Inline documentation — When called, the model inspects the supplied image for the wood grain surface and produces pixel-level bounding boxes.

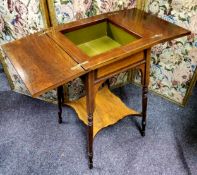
[2,8,190,98]
[66,86,140,137]
[49,8,190,71]
[2,34,86,97]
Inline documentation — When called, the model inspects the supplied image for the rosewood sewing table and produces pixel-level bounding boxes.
[2,8,190,169]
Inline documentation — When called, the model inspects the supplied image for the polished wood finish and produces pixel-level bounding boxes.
[2,8,191,169]
[2,8,190,98]
[86,71,95,169]
[48,8,190,71]
[96,51,144,78]
[73,48,150,168]
[2,33,86,97]
[141,49,151,136]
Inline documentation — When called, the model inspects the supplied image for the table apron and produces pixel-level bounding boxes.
[95,51,145,84]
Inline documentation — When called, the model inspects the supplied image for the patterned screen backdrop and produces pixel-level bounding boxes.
[53,0,136,24]
[0,0,196,105]
[0,0,45,44]
[141,0,197,105]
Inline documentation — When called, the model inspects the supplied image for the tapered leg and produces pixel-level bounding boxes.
[57,86,64,124]
[141,86,148,136]
[88,113,93,169]
[140,49,151,136]
[86,71,96,169]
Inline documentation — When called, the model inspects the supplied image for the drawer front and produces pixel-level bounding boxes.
[96,51,144,78]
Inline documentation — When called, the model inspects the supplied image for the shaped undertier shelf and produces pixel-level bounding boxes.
[66,86,140,137]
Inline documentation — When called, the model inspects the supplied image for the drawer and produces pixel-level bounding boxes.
[96,51,144,78]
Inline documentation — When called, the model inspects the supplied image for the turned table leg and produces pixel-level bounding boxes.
[88,112,93,169]
[141,86,148,136]
[140,49,151,136]
[85,72,95,169]
[57,86,64,124]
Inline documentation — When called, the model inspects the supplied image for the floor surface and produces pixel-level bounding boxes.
[0,68,196,175]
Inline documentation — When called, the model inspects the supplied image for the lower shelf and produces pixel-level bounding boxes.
[66,86,140,137]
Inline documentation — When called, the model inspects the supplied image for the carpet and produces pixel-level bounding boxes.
[0,71,196,175]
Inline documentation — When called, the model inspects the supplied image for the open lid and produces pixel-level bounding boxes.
[2,33,86,98]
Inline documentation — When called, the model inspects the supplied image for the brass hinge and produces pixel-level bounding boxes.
[151,34,163,39]
[38,29,52,36]
[71,61,89,70]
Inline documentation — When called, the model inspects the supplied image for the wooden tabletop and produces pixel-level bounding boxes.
[2,8,190,98]
[2,34,86,97]
[49,8,190,70]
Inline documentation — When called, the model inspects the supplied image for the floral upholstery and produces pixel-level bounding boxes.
[135,0,197,105]
[0,0,45,44]
[53,0,136,24]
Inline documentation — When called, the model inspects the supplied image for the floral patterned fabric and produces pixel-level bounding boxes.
[134,0,197,105]
[54,0,136,24]
[0,0,45,44]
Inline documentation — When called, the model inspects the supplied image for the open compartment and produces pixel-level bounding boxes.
[62,20,140,57]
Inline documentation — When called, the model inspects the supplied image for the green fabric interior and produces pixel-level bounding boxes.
[78,36,121,57]
[64,21,139,57]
